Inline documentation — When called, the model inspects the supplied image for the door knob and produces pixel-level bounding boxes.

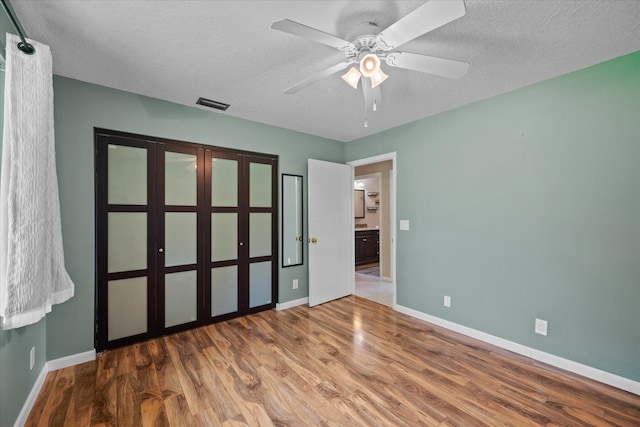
[309,237,318,243]
[158,248,164,253]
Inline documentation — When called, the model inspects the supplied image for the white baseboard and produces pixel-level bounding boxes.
[381,276,392,282]
[276,297,309,311]
[13,349,96,427]
[395,304,640,396]
[47,349,96,371]
[13,361,49,427]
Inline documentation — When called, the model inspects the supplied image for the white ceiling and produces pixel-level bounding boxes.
[10,0,640,142]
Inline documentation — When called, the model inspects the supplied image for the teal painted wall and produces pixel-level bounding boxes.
[0,70,48,427]
[346,51,640,381]
[1,3,13,57]
[47,76,344,360]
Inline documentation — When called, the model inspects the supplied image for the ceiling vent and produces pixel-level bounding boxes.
[196,97,230,111]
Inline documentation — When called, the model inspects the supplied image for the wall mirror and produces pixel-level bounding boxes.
[354,189,365,218]
[282,174,303,267]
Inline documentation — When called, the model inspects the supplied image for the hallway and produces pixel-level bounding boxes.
[354,263,393,307]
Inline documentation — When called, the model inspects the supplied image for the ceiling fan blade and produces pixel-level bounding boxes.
[376,0,465,50]
[284,62,351,94]
[386,52,469,79]
[272,19,352,51]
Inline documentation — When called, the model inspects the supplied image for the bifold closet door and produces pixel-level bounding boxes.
[96,129,278,350]
[204,152,278,320]
[206,150,242,320]
[246,156,277,311]
[158,144,203,333]
[96,136,157,349]
[96,138,205,348]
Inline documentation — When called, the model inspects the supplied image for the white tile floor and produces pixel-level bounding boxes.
[354,271,393,307]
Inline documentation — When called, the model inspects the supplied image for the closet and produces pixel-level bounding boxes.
[94,129,277,350]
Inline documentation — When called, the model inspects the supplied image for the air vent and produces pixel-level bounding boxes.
[196,97,230,111]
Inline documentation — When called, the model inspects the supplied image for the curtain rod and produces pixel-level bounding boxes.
[1,0,35,54]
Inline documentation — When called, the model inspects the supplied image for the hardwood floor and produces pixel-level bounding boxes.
[26,296,640,426]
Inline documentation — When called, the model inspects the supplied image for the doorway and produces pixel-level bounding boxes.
[348,153,396,308]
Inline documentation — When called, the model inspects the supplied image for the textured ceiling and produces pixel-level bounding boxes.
[9,0,640,142]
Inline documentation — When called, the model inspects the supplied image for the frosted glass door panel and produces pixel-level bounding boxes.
[165,152,197,206]
[250,262,272,308]
[211,158,238,207]
[249,163,272,207]
[249,213,271,258]
[165,271,198,327]
[211,213,237,261]
[211,266,238,317]
[108,213,147,273]
[108,277,147,341]
[165,213,197,266]
[108,145,147,205]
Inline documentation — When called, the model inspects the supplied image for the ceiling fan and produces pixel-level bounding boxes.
[271,0,470,125]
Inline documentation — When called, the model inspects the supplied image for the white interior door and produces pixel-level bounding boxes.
[308,159,353,307]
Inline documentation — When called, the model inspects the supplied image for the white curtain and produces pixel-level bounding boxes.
[0,33,74,329]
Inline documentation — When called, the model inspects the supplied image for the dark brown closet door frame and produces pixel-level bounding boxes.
[203,148,245,323]
[95,128,278,351]
[156,142,205,336]
[95,132,159,350]
[245,154,279,314]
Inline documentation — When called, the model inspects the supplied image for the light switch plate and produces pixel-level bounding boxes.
[400,220,410,231]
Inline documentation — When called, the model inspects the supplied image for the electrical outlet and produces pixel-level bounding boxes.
[292,279,298,290]
[535,318,548,336]
[444,295,451,307]
[30,346,35,370]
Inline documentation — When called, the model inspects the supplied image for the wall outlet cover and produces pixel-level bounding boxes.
[400,220,410,231]
[444,295,451,307]
[292,279,299,290]
[535,318,548,336]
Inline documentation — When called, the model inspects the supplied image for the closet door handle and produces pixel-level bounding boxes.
[158,248,164,253]
[239,242,244,246]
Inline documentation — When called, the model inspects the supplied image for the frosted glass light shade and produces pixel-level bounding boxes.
[359,54,380,77]
[370,69,388,88]
[341,67,361,89]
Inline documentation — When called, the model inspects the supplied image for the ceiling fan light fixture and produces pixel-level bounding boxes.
[370,69,388,88]
[359,53,380,77]
[341,67,361,89]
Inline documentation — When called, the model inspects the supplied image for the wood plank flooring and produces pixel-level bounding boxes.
[26,296,640,426]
